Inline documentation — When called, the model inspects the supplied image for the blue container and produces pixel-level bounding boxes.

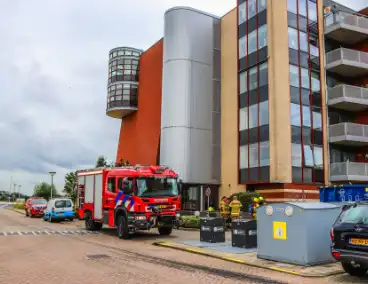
[320,185,368,202]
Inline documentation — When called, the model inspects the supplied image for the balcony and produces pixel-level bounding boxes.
[330,162,368,182]
[325,12,368,44]
[325,48,368,77]
[328,85,368,112]
[329,123,368,146]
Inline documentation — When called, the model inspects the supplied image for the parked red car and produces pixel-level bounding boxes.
[25,197,47,217]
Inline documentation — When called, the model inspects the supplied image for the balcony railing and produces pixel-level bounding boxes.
[330,162,368,182]
[329,123,368,146]
[325,11,368,44]
[325,48,368,77]
[328,85,368,111]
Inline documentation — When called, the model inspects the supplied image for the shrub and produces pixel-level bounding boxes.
[13,202,25,210]
[179,216,200,228]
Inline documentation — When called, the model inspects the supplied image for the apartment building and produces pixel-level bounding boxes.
[106,0,367,209]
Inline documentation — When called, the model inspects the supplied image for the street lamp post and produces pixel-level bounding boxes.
[13,183,17,202]
[18,185,21,200]
[49,172,56,200]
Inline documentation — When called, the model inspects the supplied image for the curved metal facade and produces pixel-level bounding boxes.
[106,47,143,119]
[160,7,221,184]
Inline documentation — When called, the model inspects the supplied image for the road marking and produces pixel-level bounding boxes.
[0,229,102,237]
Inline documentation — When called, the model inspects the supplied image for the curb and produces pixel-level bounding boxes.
[153,242,344,278]
[8,208,25,215]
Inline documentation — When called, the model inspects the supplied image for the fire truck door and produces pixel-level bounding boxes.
[94,174,103,219]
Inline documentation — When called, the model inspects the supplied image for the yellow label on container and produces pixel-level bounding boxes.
[365,188,368,192]
[273,221,287,240]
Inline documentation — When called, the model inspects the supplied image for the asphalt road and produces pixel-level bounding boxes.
[0,208,366,284]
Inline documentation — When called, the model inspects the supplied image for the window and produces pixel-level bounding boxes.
[55,200,72,208]
[249,66,258,91]
[308,1,317,21]
[239,145,248,169]
[313,111,322,130]
[249,104,258,129]
[289,65,299,87]
[249,143,259,168]
[314,146,323,169]
[239,107,248,131]
[107,177,116,193]
[298,0,307,17]
[258,25,268,49]
[301,67,310,90]
[299,31,308,53]
[288,27,298,50]
[260,141,270,166]
[248,30,257,55]
[136,177,179,197]
[311,72,320,92]
[258,0,267,13]
[302,105,311,127]
[260,101,269,126]
[239,36,247,59]
[288,0,297,14]
[259,62,268,86]
[248,0,257,20]
[338,206,368,225]
[303,145,314,167]
[239,71,247,93]
[292,143,302,167]
[291,103,301,126]
[239,2,246,25]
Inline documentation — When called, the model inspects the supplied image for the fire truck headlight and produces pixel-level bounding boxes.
[176,213,180,218]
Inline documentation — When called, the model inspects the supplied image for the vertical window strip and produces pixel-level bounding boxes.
[256,0,261,181]
[246,3,251,178]
[296,0,305,182]
[306,0,315,182]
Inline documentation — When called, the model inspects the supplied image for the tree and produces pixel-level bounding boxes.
[63,171,77,203]
[95,155,108,167]
[33,182,59,200]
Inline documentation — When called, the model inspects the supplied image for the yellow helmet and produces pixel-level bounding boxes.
[259,196,264,201]
[253,197,259,203]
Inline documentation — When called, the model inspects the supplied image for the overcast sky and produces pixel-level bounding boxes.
[0,0,365,195]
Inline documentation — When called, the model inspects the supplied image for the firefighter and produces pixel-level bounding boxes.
[229,196,242,219]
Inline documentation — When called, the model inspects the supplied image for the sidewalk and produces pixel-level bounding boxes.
[153,240,344,278]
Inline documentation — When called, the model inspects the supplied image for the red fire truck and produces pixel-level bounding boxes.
[76,165,181,239]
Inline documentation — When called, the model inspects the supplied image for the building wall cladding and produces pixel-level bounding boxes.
[116,39,164,165]
[160,7,221,185]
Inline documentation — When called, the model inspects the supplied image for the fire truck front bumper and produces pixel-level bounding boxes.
[128,213,179,230]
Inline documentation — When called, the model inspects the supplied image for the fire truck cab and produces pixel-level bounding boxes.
[76,165,181,239]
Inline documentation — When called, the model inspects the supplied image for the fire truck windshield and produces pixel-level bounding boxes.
[136,177,178,197]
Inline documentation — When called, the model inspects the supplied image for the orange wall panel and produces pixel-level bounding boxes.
[116,39,163,165]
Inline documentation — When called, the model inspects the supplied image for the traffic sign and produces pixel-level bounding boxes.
[205,187,211,197]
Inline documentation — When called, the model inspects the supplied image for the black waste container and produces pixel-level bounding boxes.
[200,217,225,243]
[231,219,257,248]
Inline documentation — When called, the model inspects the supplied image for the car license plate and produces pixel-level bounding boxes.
[349,238,368,246]
[158,205,167,209]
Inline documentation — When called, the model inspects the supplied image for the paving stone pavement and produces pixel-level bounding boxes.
[0,229,102,237]
[1,208,367,283]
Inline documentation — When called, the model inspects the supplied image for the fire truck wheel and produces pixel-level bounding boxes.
[85,212,97,230]
[158,227,172,236]
[117,215,130,239]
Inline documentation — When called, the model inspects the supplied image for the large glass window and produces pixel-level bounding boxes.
[311,72,320,92]
[249,66,258,91]
[258,0,267,13]
[239,108,248,131]
[260,101,269,126]
[239,71,247,93]
[248,0,257,20]
[260,141,270,167]
[308,1,317,21]
[258,25,268,49]
[290,65,299,88]
[298,0,307,17]
[301,68,310,89]
[239,145,248,169]
[239,36,247,59]
[259,62,268,86]
[249,104,258,129]
[248,30,257,55]
[288,0,297,14]
[292,143,302,167]
[303,145,314,167]
[288,27,298,50]
[238,2,246,25]
[314,146,323,169]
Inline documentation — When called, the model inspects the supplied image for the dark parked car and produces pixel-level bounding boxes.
[331,202,368,277]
